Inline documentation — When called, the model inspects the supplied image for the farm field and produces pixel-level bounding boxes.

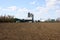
[0,23,60,40]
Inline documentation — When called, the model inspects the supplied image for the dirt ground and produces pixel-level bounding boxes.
[0,23,60,40]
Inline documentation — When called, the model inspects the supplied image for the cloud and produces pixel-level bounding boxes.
[36,0,60,14]
[8,0,60,20]
[54,0,60,15]
[33,0,60,20]
[45,0,57,10]
[2,6,17,12]
[36,6,48,14]
[30,1,36,5]
[7,6,17,11]
[17,8,29,13]
[35,0,57,15]
[0,7,1,9]
[0,0,60,20]
[56,9,60,14]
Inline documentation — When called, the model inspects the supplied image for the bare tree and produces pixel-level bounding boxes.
[56,17,60,22]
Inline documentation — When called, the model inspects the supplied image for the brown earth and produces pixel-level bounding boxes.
[0,23,60,40]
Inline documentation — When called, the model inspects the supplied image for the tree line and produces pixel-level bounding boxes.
[35,18,60,23]
[0,15,60,23]
[0,15,18,23]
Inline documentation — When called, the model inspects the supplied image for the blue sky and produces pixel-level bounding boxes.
[0,0,60,20]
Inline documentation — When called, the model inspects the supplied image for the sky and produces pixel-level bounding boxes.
[0,0,60,20]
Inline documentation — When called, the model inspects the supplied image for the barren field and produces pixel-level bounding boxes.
[0,23,60,40]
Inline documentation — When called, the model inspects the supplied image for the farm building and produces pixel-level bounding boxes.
[15,19,33,23]
[16,12,34,23]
